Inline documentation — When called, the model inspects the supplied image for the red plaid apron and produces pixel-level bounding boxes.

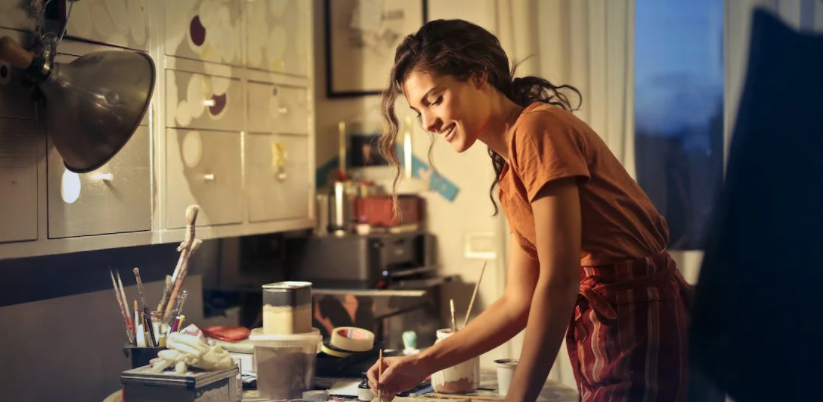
[566,250,692,402]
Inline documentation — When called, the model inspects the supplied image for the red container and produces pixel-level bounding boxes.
[356,195,422,227]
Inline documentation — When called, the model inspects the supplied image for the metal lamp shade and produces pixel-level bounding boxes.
[40,50,155,173]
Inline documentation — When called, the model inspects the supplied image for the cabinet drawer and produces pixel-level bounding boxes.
[166,128,242,228]
[247,82,308,134]
[0,118,40,243]
[245,0,309,76]
[0,3,34,31]
[47,126,151,238]
[245,133,309,222]
[165,0,243,66]
[166,70,243,131]
[0,30,35,119]
[65,0,151,51]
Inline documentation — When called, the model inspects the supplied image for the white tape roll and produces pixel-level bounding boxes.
[329,327,375,352]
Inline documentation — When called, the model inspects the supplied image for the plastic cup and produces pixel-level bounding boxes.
[494,359,518,395]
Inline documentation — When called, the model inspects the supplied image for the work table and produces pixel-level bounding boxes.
[241,369,578,402]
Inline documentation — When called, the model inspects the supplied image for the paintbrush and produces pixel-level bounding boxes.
[163,205,200,321]
[463,262,487,328]
[109,269,134,345]
[133,268,148,312]
[133,300,140,345]
[450,299,456,333]
[378,349,383,402]
[116,270,134,331]
[157,275,172,318]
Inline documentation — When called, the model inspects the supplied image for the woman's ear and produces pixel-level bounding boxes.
[471,70,488,89]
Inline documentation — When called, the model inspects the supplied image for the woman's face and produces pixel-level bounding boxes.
[403,69,490,153]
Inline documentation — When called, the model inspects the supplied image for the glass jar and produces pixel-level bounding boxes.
[431,329,480,393]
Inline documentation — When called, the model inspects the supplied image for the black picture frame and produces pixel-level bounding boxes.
[325,0,428,98]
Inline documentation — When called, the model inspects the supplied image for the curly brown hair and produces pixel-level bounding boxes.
[380,19,581,215]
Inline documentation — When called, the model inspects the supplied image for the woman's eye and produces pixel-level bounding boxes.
[430,96,443,106]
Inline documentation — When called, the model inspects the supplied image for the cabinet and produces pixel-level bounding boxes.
[246,133,310,222]
[165,0,243,66]
[166,128,243,228]
[0,29,39,245]
[65,0,152,51]
[0,2,35,32]
[245,0,310,76]
[0,0,314,259]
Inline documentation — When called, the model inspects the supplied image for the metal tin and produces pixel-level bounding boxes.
[262,281,312,308]
[120,365,240,402]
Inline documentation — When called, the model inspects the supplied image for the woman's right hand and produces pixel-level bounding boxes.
[367,354,432,401]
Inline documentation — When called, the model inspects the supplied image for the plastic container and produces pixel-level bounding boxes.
[120,365,240,402]
[431,329,480,393]
[494,359,518,395]
[249,327,323,400]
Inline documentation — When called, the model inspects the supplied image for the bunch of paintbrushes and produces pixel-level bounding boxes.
[158,205,202,325]
[109,205,201,347]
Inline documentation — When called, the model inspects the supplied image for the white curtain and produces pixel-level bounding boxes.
[494,0,635,390]
[496,0,636,176]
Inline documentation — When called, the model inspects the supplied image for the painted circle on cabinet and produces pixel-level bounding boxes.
[182,131,203,168]
[61,170,81,204]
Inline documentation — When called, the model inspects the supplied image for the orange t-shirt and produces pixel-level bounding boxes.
[499,102,669,267]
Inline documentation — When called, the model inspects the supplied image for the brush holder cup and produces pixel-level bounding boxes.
[431,329,480,393]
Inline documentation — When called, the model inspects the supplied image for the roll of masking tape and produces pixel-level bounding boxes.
[320,340,354,358]
[330,327,375,352]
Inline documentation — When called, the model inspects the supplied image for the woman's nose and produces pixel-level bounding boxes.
[422,113,440,133]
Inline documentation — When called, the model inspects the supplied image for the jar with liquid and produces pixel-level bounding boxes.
[431,329,480,393]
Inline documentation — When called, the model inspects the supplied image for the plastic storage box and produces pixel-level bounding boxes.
[120,365,240,402]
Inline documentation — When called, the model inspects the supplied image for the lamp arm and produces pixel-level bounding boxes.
[0,36,51,82]
[0,36,34,69]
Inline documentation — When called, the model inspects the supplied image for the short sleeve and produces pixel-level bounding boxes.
[512,111,590,202]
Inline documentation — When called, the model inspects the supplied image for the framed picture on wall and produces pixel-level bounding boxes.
[325,0,428,98]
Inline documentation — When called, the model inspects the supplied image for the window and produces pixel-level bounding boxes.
[635,0,724,250]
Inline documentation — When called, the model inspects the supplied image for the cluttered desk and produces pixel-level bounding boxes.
[107,258,577,402]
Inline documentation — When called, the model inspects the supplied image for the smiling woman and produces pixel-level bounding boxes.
[370,19,693,402]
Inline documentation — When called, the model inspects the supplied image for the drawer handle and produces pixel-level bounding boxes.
[92,172,113,182]
[203,173,215,182]
[278,107,289,114]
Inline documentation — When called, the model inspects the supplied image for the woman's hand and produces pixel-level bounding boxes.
[367,354,431,401]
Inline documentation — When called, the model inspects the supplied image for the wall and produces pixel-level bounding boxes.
[0,242,225,401]
[312,0,512,369]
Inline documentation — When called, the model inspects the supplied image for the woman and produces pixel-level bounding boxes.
[367,19,691,402]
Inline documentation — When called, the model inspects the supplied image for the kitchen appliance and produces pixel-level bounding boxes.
[286,231,436,289]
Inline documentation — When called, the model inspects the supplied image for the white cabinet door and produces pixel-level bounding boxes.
[165,0,243,66]
[166,128,243,228]
[245,0,309,76]
[245,133,309,222]
[65,0,152,51]
[247,82,308,135]
[47,126,151,238]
